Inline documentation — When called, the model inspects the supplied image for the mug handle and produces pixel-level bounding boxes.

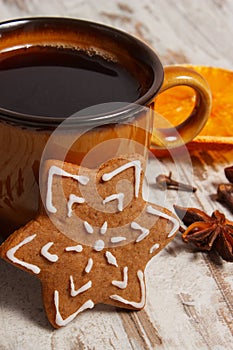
[151,65,212,149]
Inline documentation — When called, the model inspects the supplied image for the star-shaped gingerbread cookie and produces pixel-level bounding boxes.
[0,155,179,328]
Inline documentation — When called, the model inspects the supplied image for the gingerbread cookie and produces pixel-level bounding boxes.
[0,156,179,328]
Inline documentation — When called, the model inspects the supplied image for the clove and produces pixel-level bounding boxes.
[155,172,197,192]
[224,166,233,184]
[217,183,233,213]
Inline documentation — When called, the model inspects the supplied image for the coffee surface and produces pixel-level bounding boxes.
[0,46,141,118]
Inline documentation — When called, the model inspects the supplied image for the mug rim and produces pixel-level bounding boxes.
[0,17,164,127]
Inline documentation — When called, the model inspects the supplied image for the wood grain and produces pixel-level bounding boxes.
[118,309,162,349]
[0,1,232,349]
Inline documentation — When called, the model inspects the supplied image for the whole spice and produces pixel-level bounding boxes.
[217,183,233,213]
[174,205,233,262]
[156,172,196,192]
[224,165,233,183]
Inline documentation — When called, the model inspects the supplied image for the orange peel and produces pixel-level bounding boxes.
[152,65,233,151]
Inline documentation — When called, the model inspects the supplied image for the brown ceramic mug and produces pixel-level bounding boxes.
[0,17,211,237]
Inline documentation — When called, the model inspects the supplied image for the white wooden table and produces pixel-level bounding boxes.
[0,1,232,349]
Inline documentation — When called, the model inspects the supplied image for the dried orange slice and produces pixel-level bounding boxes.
[153,66,233,150]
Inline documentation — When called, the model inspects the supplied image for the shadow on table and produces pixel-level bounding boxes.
[0,258,52,330]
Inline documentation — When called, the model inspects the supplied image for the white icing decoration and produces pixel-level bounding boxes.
[84,221,94,234]
[102,193,124,211]
[100,221,108,235]
[146,205,179,238]
[41,242,58,262]
[54,290,94,326]
[93,240,105,252]
[85,258,93,273]
[6,234,40,274]
[105,251,118,267]
[67,194,85,217]
[102,160,141,198]
[46,165,89,214]
[150,243,160,254]
[131,222,150,243]
[111,237,127,243]
[65,245,83,253]
[70,277,92,297]
[110,270,145,308]
[112,267,128,289]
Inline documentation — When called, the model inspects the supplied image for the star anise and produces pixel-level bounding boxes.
[174,205,233,262]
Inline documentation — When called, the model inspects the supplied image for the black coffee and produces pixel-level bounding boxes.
[0,46,141,118]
